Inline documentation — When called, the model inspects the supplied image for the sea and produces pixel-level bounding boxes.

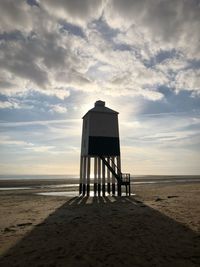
[0,174,200,197]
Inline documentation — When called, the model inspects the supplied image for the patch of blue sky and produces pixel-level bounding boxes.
[26,0,39,7]
[22,90,64,105]
[59,21,85,38]
[0,106,54,122]
[0,90,71,121]
[139,87,200,116]
[179,122,200,132]
[157,133,200,150]
[113,43,133,52]
[88,16,136,55]
[92,17,145,65]
[13,88,84,119]
[0,131,79,157]
[144,49,179,68]
[0,30,26,42]
[89,16,119,42]
[0,94,8,102]
[186,59,200,70]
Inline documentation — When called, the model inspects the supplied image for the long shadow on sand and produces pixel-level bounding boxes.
[0,196,199,267]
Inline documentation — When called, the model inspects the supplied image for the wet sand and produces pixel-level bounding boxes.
[0,180,199,267]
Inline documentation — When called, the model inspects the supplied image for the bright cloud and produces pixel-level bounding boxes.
[49,104,68,114]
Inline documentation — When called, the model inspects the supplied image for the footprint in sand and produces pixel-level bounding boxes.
[4,227,15,233]
[17,222,32,227]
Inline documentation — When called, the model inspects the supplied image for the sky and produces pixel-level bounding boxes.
[0,0,200,176]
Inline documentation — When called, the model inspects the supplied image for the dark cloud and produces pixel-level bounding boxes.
[0,0,199,99]
[0,28,79,90]
[107,0,200,37]
[0,0,33,32]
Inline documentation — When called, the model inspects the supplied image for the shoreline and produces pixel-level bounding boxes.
[0,175,200,186]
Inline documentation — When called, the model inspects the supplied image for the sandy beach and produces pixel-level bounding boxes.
[0,179,200,267]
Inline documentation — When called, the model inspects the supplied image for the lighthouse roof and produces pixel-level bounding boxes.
[82,100,118,118]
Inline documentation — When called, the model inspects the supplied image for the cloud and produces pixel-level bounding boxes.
[0,119,79,127]
[105,0,200,56]
[0,0,177,102]
[121,113,200,157]
[0,1,199,109]
[49,104,68,114]
[103,0,200,95]
[0,135,33,146]
[40,0,104,26]
[175,69,200,94]
[0,134,56,153]
[35,88,70,100]
[0,100,20,109]
[26,145,55,152]
[0,0,34,32]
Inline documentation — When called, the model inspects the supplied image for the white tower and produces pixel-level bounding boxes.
[79,100,130,196]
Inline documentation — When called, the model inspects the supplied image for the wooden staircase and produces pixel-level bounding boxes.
[99,156,131,196]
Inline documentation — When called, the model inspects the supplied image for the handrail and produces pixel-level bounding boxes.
[121,173,130,183]
[99,156,122,184]
[100,156,131,196]
[99,156,130,185]
[108,157,122,176]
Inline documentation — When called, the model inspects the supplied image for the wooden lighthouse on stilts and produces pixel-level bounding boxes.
[79,100,131,197]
